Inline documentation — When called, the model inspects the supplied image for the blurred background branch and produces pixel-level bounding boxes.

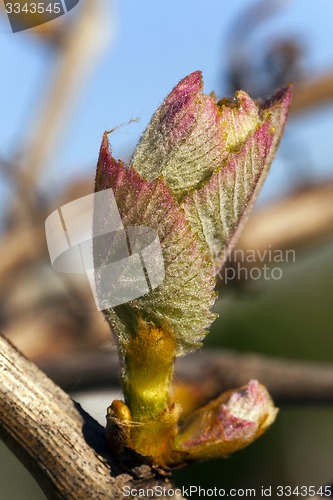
[291,73,333,114]
[19,0,111,184]
[37,347,333,405]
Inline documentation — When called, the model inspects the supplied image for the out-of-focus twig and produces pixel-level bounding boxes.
[0,177,96,286]
[176,349,333,405]
[0,223,42,285]
[224,0,310,101]
[38,348,333,405]
[224,0,333,115]
[19,0,112,184]
[217,180,333,286]
[0,157,45,218]
[291,73,333,114]
[236,181,333,258]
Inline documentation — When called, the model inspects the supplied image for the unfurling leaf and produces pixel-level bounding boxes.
[131,72,291,276]
[96,71,291,467]
[183,84,292,273]
[96,133,216,356]
[96,72,291,354]
[131,71,227,201]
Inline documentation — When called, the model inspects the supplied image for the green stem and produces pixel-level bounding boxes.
[122,322,175,419]
[117,320,180,464]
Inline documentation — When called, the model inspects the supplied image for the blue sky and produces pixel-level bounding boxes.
[1,0,333,205]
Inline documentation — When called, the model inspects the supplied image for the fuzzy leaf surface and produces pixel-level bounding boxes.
[95,134,216,355]
[183,85,292,273]
[130,71,228,201]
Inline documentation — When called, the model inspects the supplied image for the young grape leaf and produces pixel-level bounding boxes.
[95,134,216,355]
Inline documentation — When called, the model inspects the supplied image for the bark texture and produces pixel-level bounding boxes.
[0,335,182,499]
